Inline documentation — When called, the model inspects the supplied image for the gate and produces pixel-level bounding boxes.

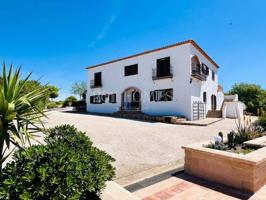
[193,101,206,120]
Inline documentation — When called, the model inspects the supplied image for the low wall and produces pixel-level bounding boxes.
[182,137,266,193]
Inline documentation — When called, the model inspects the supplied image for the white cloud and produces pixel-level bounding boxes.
[88,14,117,48]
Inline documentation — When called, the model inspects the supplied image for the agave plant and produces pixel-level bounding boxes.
[0,64,47,170]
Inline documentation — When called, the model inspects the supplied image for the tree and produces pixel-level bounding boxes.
[47,85,59,100]
[228,83,266,114]
[71,81,86,100]
[63,96,77,107]
[0,64,47,170]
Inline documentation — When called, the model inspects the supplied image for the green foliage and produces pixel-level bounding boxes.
[20,80,48,110]
[46,85,59,99]
[63,96,77,107]
[205,142,227,151]
[20,81,59,109]
[0,125,115,199]
[72,100,86,107]
[255,116,266,131]
[228,83,266,114]
[47,102,58,109]
[71,81,86,100]
[0,64,47,169]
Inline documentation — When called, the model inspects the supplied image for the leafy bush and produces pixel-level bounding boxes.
[72,100,86,107]
[228,83,266,114]
[63,96,77,107]
[0,125,115,199]
[47,101,58,109]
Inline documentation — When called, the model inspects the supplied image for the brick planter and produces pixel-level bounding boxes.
[182,136,266,193]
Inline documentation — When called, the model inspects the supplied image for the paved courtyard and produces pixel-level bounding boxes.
[43,110,247,185]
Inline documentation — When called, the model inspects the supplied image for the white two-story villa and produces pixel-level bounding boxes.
[86,40,226,120]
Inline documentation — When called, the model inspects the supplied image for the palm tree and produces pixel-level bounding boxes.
[0,64,47,170]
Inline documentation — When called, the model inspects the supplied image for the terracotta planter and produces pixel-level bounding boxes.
[182,136,266,193]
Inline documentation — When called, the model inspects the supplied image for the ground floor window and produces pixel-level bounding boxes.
[203,92,207,103]
[109,93,116,103]
[150,88,173,102]
[90,95,106,104]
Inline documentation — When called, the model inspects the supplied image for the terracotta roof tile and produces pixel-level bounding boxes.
[86,40,219,69]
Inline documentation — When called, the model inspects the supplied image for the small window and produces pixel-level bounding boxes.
[202,63,209,76]
[156,57,171,77]
[203,92,207,103]
[109,94,116,103]
[150,88,173,102]
[212,70,215,81]
[90,95,105,104]
[124,64,138,76]
[94,72,102,86]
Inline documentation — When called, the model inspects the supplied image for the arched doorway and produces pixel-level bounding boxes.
[121,87,141,111]
[191,55,201,73]
[211,95,217,110]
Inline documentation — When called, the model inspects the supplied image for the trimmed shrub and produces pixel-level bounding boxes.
[0,125,115,199]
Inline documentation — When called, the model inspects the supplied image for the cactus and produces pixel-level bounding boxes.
[227,131,235,147]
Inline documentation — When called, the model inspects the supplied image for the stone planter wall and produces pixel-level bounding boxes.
[182,136,266,193]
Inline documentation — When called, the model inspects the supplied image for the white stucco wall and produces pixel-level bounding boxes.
[224,101,246,119]
[86,42,220,120]
[189,45,220,120]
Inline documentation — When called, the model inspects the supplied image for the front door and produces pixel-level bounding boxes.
[122,88,141,111]
[211,95,217,110]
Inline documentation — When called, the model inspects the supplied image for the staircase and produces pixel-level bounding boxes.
[113,110,147,120]
[207,110,222,118]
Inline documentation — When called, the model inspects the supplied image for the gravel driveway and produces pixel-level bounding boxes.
[43,110,249,184]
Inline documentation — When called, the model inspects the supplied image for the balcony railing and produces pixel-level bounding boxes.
[191,64,207,81]
[90,79,102,88]
[152,65,173,80]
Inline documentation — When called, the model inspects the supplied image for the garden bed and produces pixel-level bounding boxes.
[182,136,266,193]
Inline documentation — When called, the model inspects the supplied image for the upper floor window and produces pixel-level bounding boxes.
[150,88,173,102]
[191,55,208,81]
[212,70,215,81]
[124,64,138,76]
[156,57,171,77]
[94,72,102,86]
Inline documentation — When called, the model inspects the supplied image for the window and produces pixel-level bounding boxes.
[156,57,171,77]
[94,72,102,86]
[109,93,116,103]
[212,70,215,81]
[201,63,209,76]
[125,64,138,76]
[90,95,105,104]
[203,92,207,103]
[150,88,173,102]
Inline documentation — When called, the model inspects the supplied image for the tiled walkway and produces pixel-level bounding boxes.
[134,173,252,200]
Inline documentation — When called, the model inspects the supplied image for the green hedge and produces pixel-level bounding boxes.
[0,125,115,199]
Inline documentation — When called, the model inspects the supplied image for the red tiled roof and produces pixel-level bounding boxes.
[86,40,219,69]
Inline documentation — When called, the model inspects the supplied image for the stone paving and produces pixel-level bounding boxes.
[134,173,253,200]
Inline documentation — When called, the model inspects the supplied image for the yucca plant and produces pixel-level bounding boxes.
[0,64,48,171]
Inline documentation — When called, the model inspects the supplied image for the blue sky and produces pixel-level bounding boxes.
[0,0,265,99]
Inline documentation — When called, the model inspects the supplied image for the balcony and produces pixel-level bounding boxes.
[90,79,102,88]
[152,65,173,80]
[191,64,207,81]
